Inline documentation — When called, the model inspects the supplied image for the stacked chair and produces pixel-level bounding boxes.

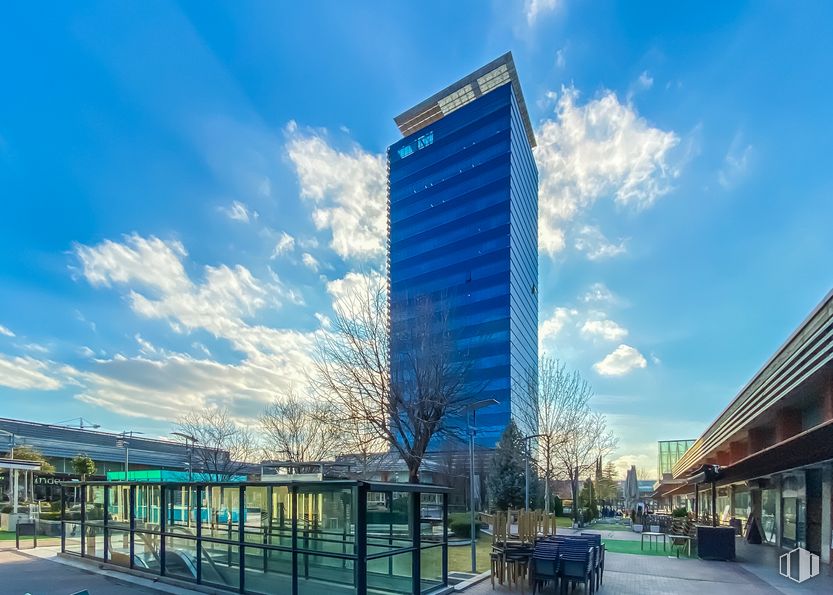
[529,534,603,594]
[490,509,560,592]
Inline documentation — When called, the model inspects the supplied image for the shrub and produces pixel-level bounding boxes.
[672,507,689,518]
[553,496,564,517]
[448,512,482,538]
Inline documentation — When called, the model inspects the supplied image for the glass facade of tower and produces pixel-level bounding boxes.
[657,439,695,479]
[388,80,538,447]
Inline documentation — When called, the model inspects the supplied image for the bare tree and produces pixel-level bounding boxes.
[520,356,595,513]
[556,409,618,523]
[260,390,343,462]
[173,408,257,481]
[311,273,472,482]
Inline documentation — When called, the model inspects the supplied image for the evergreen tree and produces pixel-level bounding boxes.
[486,420,526,510]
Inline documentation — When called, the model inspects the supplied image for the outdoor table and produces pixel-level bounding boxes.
[641,531,666,551]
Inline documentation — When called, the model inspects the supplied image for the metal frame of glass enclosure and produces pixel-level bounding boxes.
[60,480,450,595]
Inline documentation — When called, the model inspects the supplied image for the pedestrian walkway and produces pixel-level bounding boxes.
[0,548,164,594]
[465,546,833,594]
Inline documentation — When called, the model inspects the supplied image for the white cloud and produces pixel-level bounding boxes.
[555,48,567,69]
[581,282,615,304]
[68,233,334,419]
[301,253,320,272]
[638,71,654,90]
[74,234,190,295]
[0,325,14,337]
[539,307,577,346]
[0,354,65,390]
[535,86,680,256]
[285,122,387,261]
[718,133,753,188]
[271,232,296,258]
[581,318,628,341]
[222,200,257,223]
[74,234,301,359]
[593,344,648,376]
[526,0,559,25]
[574,225,627,260]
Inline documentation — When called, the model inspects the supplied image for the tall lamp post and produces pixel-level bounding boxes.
[117,430,143,479]
[523,434,545,510]
[463,398,499,573]
[171,432,199,482]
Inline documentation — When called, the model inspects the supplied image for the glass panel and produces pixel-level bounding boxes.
[761,489,777,544]
[367,492,413,551]
[133,531,161,574]
[243,485,292,547]
[297,485,356,555]
[244,546,293,594]
[106,529,131,567]
[108,485,131,530]
[83,524,105,560]
[367,550,413,594]
[200,541,240,590]
[134,485,161,531]
[64,521,82,554]
[85,485,105,527]
[165,485,198,535]
[164,535,198,582]
[201,485,241,540]
[297,552,356,594]
[420,545,444,593]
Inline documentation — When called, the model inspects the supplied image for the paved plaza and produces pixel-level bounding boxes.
[467,542,833,595]
[1,541,832,594]
[0,549,164,595]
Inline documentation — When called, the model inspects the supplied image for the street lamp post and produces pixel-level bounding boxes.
[117,430,143,479]
[523,434,545,510]
[463,398,499,574]
[171,432,199,482]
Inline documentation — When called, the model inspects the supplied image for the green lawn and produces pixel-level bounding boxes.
[447,535,492,573]
[602,538,693,558]
[0,531,19,541]
[586,522,631,532]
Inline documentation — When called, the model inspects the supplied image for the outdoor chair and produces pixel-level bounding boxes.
[580,532,604,588]
[558,542,595,594]
[531,542,560,594]
[668,517,693,558]
[504,543,534,593]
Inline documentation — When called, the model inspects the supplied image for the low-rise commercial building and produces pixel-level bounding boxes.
[654,289,833,564]
[0,418,196,502]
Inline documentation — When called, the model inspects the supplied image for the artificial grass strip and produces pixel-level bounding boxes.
[602,538,693,558]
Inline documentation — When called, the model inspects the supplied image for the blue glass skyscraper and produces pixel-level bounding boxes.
[388,53,538,447]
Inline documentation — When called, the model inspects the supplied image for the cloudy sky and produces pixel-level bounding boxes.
[1,1,832,478]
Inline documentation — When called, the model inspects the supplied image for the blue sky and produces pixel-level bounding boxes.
[1,1,832,477]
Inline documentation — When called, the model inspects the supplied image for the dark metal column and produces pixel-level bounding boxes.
[412,492,421,595]
[442,492,448,588]
[355,483,367,595]
[694,483,700,521]
[239,485,246,593]
[711,483,717,527]
[60,486,66,553]
[196,486,202,583]
[291,485,298,595]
